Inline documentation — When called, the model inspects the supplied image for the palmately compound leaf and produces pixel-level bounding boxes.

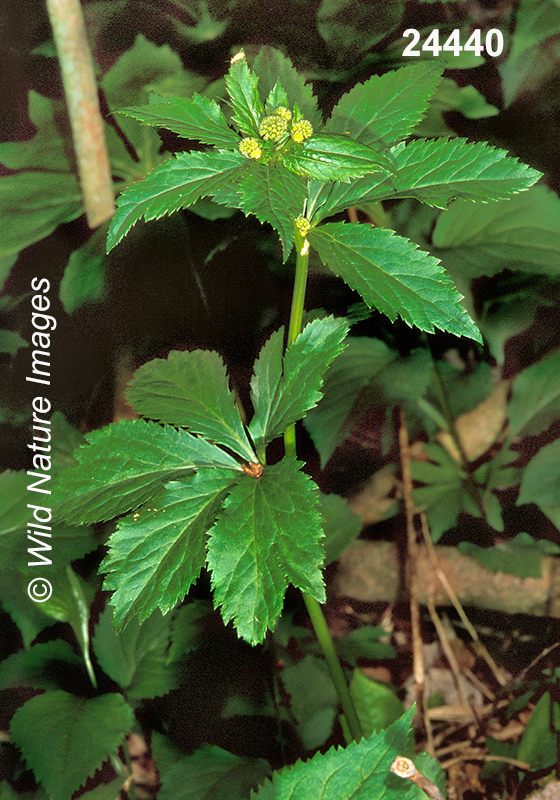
[252,46,322,130]
[225,54,264,138]
[106,149,248,251]
[10,691,133,800]
[126,349,256,463]
[252,707,420,800]
[249,317,350,448]
[284,135,395,184]
[308,223,482,342]
[116,93,240,149]
[57,419,241,525]
[101,471,238,629]
[207,458,325,645]
[239,162,307,260]
[508,348,560,439]
[324,61,444,147]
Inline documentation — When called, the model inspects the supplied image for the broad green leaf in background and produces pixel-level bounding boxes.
[308,223,482,341]
[117,92,240,149]
[320,492,363,565]
[93,606,179,698]
[0,470,31,534]
[433,186,560,279]
[499,0,560,106]
[518,439,560,507]
[167,599,213,663]
[0,91,72,172]
[251,47,322,130]
[225,54,264,138]
[0,640,82,692]
[281,655,338,750]
[411,442,469,541]
[459,533,560,580]
[59,223,108,314]
[159,745,270,800]
[517,691,559,771]
[40,566,97,687]
[127,349,256,462]
[10,691,133,800]
[207,458,325,645]
[317,0,405,62]
[0,172,82,259]
[252,707,420,800]
[303,337,398,466]
[106,149,248,251]
[249,317,350,448]
[0,326,26,356]
[57,419,241,524]
[239,163,307,259]
[349,670,404,738]
[508,348,560,439]
[324,61,444,147]
[413,77,498,138]
[101,471,237,629]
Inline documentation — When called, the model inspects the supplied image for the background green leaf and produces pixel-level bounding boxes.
[10,691,133,800]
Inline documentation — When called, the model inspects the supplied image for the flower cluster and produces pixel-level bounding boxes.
[295,215,311,237]
[239,137,262,159]
[290,119,313,143]
[259,114,289,142]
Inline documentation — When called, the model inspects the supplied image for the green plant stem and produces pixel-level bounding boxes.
[283,229,363,745]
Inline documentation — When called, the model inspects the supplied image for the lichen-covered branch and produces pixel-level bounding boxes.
[46,0,115,227]
[335,540,560,618]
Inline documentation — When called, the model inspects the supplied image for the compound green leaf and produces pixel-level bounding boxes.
[207,458,325,645]
[459,533,552,580]
[117,93,240,149]
[159,745,270,800]
[10,691,133,800]
[127,349,256,462]
[101,471,237,629]
[433,185,560,279]
[508,349,560,439]
[249,317,350,448]
[0,91,72,172]
[284,135,395,184]
[252,707,419,800]
[106,149,248,251]
[0,470,30,534]
[93,605,179,698]
[57,419,241,524]
[225,54,264,138]
[518,439,560,507]
[325,61,444,146]
[252,46,321,130]
[239,162,307,259]
[308,223,481,341]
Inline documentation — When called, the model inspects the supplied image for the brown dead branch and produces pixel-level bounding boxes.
[335,540,560,618]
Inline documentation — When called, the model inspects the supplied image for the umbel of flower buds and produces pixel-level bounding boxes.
[259,115,289,142]
[290,120,313,143]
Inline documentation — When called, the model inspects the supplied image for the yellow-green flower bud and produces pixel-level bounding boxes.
[274,106,292,122]
[295,215,311,237]
[239,137,262,159]
[291,119,313,143]
[259,115,288,142]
